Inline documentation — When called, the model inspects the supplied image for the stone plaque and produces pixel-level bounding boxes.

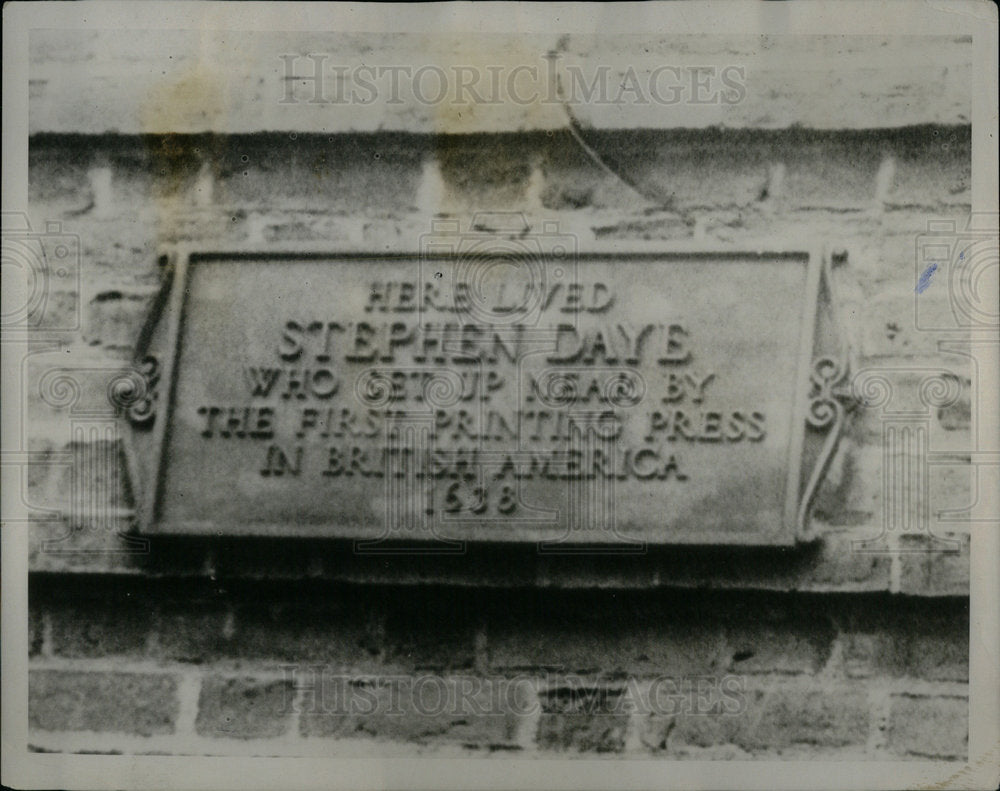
[122,247,848,547]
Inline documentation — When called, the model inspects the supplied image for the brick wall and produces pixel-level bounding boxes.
[20,32,974,759]
[22,126,973,758]
[28,579,968,758]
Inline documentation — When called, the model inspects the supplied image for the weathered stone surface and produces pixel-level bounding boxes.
[195,676,295,739]
[887,694,967,759]
[29,670,178,736]
[537,683,629,753]
[300,677,523,748]
[29,33,971,134]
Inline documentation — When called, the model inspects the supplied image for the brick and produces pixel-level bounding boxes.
[229,601,385,671]
[536,683,628,753]
[491,591,842,679]
[154,602,234,664]
[860,291,960,359]
[648,704,745,752]
[789,530,893,591]
[31,288,82,333]
[438,139,534,199]
[83,290,156,350]
[840,598,969,681]
[833,450,974,551]
[488,593,725,677]
[841,630,967,682]
[300,676,523,749]
[928,463,976,525]
[28,439,127,514]
[748,687,869,750]
[841,632,895,679]
[28,149,92,205]
[889,131,971,208]
[26,346,137,446]
[48,600,149,658]
[937,393,972,431]
[155,593,474,673]
[664,683,869,754]
[888,695,967,759]
[29,670,178,736]
[212,136,426,217]
[29,601,45,657]
[724,619,834,675]
[850,369,970,427]
[851,371,972,456]
[811,439,877,527]
[380,592,479,673]
[549,131,950,217]
[898,533,970,596]
[195,676,295,739]
[633,674,748,753]
[29,514,147,574]
[906,632,969,682]
[830,447,975,548]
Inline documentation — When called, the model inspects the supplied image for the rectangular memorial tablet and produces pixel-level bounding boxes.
[124,248,843,547]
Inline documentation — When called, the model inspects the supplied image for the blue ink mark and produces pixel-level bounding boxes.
[916,262,938,294]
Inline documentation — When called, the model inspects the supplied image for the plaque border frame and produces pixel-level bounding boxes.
[121,243,848,547]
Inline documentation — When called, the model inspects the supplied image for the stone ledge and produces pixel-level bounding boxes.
[25,527,970,596]
[29,32,971,134]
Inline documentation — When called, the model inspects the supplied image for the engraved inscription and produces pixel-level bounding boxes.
[132,252,825,545]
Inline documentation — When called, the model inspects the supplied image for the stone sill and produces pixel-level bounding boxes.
[25,528,970,596]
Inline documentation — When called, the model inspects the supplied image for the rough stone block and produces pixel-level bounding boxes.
[888,694,967,759]
[29,670,178,736]
[195,676,295,739]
